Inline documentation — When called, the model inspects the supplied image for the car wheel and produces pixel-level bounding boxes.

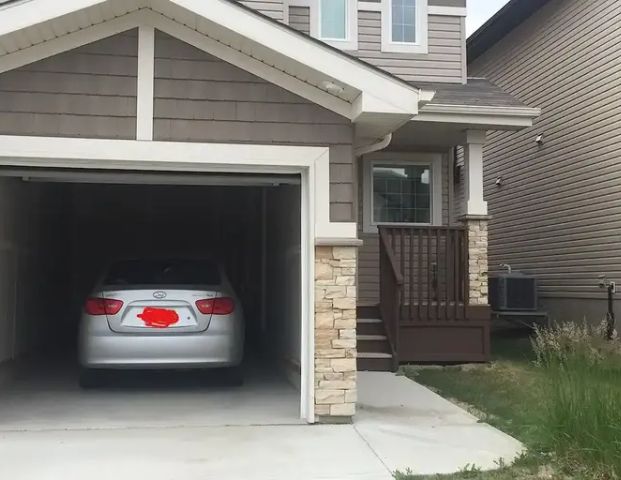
[78,368,100,389]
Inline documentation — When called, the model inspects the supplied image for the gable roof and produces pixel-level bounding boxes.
[0,0,428,139]
[467,0,552,63]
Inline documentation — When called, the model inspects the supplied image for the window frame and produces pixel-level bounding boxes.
[381,0,429,54]
[363,153,443,234]
[309,0,358,50]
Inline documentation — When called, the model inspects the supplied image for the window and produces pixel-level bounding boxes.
[311,0,358,50]
[382,0,428,53]
[363,154,442,233]
[391,0,417,43]
[320,0,347,40]
[373,164,431,224]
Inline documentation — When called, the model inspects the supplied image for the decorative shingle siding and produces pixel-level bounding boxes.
[0,31,138,139]
[153,31,355,222]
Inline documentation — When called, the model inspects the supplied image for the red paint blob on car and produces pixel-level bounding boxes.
[138,307,180,328]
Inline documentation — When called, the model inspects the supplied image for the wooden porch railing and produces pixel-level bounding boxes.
[378,228,403,371]
[378,225,469,365]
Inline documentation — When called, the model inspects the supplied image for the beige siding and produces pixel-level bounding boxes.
[357,153,451,305]
[153,32,355,222]
[286,7,465,83]
[468,0,621,301]
[0,31,137,139]
[289,6,310,34]
[357,12,464,83]
[238,0,284,21]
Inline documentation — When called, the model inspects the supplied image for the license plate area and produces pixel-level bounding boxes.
[123,306,197,329]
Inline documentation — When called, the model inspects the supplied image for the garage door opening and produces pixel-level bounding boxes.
[0,171,305,428]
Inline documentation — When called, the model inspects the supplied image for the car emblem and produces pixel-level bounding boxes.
[153,291,167,299]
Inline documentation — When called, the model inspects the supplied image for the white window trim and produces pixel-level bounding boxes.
[309,0,359,50]
[363,152,442,234]
[381,0,428,54]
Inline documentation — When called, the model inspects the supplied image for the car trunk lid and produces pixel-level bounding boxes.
[102,287,220,334]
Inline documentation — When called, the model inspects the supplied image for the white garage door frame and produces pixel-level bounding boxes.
[0,134,358,424]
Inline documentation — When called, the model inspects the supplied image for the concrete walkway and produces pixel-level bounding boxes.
[0,371,523,479]
[355,371,525,476]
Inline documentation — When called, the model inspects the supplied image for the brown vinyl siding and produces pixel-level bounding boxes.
[0,31,137,139]
[289,6,310,34]
[153,32,355,222]
[358,153,451,305]
[287,7,465,83]
[468,0,621,302]
[238,0,285,21]
[357,12,464,83]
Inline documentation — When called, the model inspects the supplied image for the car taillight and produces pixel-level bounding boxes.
[195,297,235,315]
[85,297,124,316]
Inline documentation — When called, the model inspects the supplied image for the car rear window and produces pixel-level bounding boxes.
[104,259,221,286]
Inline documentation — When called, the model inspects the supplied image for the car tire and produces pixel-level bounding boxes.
[78,368,100,389]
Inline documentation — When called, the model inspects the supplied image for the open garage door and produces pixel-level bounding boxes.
[0,169,307,428]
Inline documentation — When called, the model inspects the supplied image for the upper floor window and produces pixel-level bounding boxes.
[382,0,428,53]
[320,0,347,40]
[311,0,358,50]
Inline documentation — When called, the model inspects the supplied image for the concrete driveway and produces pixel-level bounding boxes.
[0,369,523,480]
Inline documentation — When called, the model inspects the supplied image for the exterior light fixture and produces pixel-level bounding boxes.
[321,80,345,95]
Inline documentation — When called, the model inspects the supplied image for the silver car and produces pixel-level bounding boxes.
[78,258,245,387]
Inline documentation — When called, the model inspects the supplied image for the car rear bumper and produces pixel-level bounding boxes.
[79,318,244,369]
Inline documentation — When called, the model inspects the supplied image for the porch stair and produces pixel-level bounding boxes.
[357,307,393,372]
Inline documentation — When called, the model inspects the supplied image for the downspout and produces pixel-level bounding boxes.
[354,133,393,157]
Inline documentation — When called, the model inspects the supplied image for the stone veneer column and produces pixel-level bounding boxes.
[462,216,490,305]
[314,245,357,422]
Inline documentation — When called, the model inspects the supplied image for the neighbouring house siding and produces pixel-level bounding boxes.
[237,0,285,21]
[0,31,138,139]
[286,7,465,84]
[468,0,621,320]
[153,31,355,222]
[357,152,451,305]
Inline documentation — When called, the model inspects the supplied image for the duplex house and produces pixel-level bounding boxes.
[0,0,538,424]
[467,0,621,324]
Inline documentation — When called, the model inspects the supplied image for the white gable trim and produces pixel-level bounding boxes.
[174,0,418,114]
[145,10,354,119]
[0,0,421,127]
[137,25,155,141]
[0,10,143,74]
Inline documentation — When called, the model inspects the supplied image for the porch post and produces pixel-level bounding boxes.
[460,130,490,306]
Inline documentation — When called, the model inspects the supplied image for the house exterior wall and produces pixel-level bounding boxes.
[468,0,621,323]
[0,31,138,139]
[284,4,466,83]
[153,32,355,223]
[237,0,285,21]
[357,152,451,305]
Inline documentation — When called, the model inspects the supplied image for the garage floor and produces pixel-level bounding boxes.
[0,370,523,479]
[0,356,302,431]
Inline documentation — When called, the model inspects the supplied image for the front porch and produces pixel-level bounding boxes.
[376,224,490,368]
[356,127,500,370]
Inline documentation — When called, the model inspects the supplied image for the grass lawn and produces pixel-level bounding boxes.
[397,329,620,480]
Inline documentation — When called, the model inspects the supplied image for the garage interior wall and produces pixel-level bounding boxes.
[0,178,302,388]
[266,185,301,388]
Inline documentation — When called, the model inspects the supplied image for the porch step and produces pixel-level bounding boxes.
[357,334,391,354]
[357,313,393,371]
[357,352,394,372]
[356,318,385,336]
